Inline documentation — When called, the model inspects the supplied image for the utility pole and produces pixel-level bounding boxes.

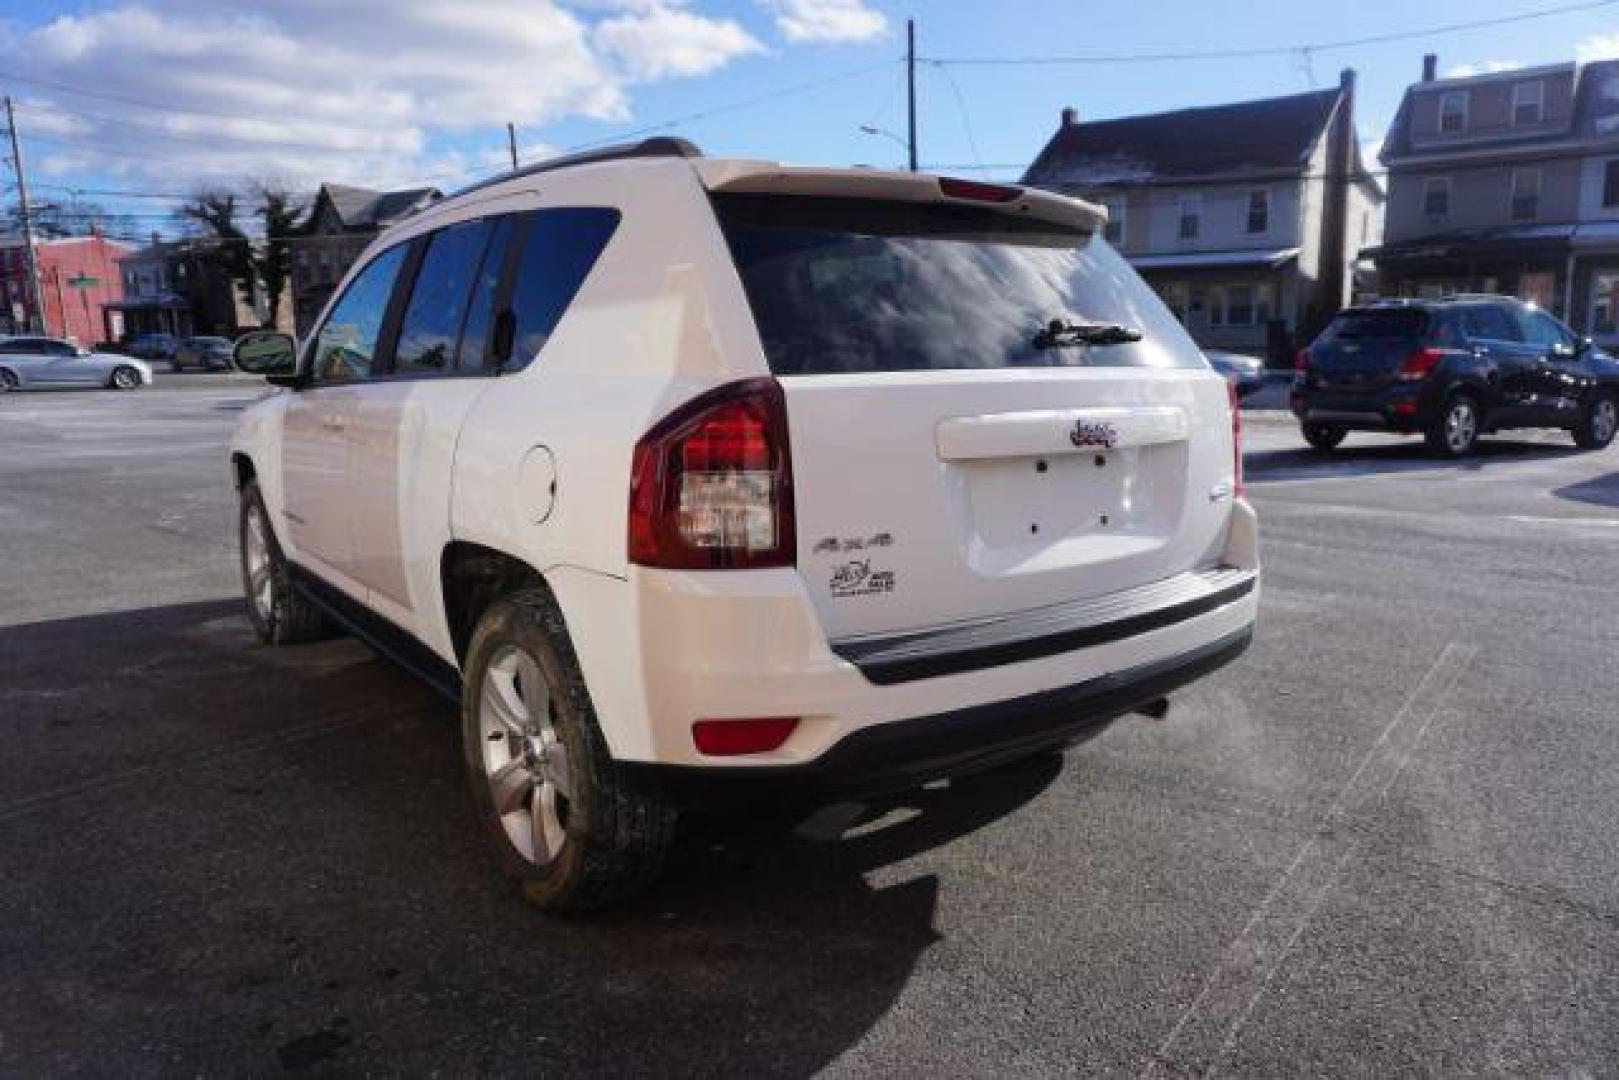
[507,122,519,171]
[905,19,918,172]
[3,96,45,334]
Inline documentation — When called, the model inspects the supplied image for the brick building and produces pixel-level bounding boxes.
[0,233,132,343]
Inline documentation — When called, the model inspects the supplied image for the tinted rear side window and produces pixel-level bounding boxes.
[713,193,1202,375]
[1323,310,1429,340]
[504,208,620,372]
[394,218,494,375]
[1461,305,1523,343]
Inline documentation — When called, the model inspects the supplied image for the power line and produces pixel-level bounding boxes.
[13,99,406,156]
[921,0,1619,65]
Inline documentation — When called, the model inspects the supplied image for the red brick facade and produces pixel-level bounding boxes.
[0,235,131,343]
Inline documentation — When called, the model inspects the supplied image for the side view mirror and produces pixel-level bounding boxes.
[233,330,299,382]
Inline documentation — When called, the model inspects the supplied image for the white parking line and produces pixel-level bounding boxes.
[1506,514,1619,528]
[1142,642,1479,1078]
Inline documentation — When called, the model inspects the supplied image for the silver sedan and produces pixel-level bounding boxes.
[0,336,153,391]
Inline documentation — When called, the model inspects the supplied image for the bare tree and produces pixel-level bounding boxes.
[178,190,257,311]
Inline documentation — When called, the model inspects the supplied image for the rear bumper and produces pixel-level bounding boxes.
[626,624,1253,808]
[1290,385,1432,430]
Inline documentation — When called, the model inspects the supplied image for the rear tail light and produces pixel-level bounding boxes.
[1229,382,1245,498]
[1397,347,1443,382]
[628,378,795,570]
[692,717,800,756]
[938,177,1022,203]
[1294,348,1312,371]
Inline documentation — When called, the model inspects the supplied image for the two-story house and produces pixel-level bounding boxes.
[1023,70,1382,364]
[110,235,284,342]
[291,183,439,334]
[1373,53,1619,343]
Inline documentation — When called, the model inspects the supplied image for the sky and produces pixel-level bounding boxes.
[5,0,1619,242]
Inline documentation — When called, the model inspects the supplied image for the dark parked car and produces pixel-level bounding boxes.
[1292,296,1619,456]
[173,336,234,371]
[1204,350,1267,398]
[126,332,178,361]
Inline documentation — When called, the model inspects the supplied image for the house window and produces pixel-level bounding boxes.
[1511,168,1541,221]
[1102,196,1125,246]
[1439,90,1468,134]
[1156,281,1188,323]
[1178,195,1201,241]
[1602,160,1619,208]
[1246,188,1269,234]
[1511,81,1544,127]
[1590,270,1619,335]
[1206,283,1273,327]
[1423,177,1451,219]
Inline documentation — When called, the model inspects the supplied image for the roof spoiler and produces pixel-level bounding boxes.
[693,160,1105,235]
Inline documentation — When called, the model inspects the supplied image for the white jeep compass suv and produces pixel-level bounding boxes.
[229,138,1259,911]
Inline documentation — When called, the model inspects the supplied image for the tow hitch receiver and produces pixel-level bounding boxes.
[1135,697,1171,720]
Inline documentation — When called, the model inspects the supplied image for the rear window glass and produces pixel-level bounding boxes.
[1324,310,1429,340]
[713,194,1203,375]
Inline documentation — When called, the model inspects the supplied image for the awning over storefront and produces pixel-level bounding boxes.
[104,292,189,311]
[1366,225,1576,263]
[1129,247,1299,271]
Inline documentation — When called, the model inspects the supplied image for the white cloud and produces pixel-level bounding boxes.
[1577,32,1619,63]
[1443,59,1524,78]
[594,5,764,81]
[763,0,885,44]
[0,1,771,194]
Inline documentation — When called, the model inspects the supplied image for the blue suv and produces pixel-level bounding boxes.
[1291,296,1619,456]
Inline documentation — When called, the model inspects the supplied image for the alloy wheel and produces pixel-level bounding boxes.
[1445,400,1477,454]
[113,368,139,390]
[478,645,571,867]
[243,504,274,624]
[1593,399,1617,444]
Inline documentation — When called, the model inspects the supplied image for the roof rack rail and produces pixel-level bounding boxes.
[450,136,702,198]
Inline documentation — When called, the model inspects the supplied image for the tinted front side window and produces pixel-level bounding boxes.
[505,208,620,372]
[395,219,493,375]
[1518,308,1577,351]
[715,194,1203,375]
[311,244,409,383]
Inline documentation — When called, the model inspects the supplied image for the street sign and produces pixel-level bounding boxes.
[66,274,101,289]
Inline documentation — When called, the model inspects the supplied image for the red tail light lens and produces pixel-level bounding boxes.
[692,717,800,756]
[1294,348,1312,371]
[1229,381,1245,498]
[1397,347,1443,382]
[628,378,795,570]
[938,177,1022,203]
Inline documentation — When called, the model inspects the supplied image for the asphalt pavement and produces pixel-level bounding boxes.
[2,376,1617,1075]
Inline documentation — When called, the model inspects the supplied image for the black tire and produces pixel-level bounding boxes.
[0,369,17,392]
[1301,423,1347,452]
[1573,392,1617,450]
[238,481,332,645]
[461,588,677,913]
[109,365,143,391]
[1425,393,1481,457]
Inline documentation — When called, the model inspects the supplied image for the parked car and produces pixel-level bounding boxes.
[1204,350,1267,398]
[126,332,178,361]
[228,139,1259,911]
[0,336,152,391]
[173,335,235,371]
[1292,296,1619,456]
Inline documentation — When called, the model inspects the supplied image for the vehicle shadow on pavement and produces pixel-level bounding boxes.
[1245,438,1583,482]
[0,598,1062,1075]
[1554,471,1619,509]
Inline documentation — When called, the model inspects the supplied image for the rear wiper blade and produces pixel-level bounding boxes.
[1032,318,1143,349]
